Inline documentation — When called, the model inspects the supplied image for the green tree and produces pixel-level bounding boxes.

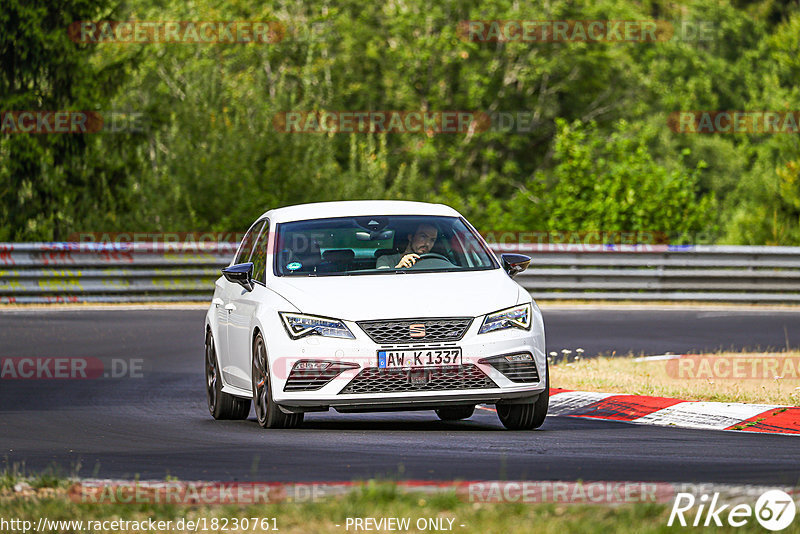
[3,0,799,244]
[0,0,139,240]
[496,119,716,238]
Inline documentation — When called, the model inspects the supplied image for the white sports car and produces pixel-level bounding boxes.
[204,200,548,430]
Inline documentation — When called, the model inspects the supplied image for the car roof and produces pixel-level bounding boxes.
[260,200,462,224]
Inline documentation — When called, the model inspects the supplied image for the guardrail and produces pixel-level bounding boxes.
[497,243,800,302]
[1,242,800,303]
[0,243,233,304]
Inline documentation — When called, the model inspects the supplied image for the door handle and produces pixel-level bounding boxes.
[224,303,237,312]
[212,298,224,307]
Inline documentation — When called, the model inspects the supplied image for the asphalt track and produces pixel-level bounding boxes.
[1,308,799,485]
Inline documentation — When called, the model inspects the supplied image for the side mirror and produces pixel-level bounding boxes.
[222,262,254,292]
[500,254,531,278]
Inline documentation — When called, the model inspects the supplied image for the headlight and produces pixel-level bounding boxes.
[279,312,355,339]
[478,303,531,334]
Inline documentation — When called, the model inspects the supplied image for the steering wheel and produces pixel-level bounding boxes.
[416,252,450,262]
[407,252,454,270]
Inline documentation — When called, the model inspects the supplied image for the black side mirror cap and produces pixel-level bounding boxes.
[500,254,531,277]
[222,262,254,292]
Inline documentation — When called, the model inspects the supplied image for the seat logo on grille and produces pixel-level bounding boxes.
[409,323,426,338]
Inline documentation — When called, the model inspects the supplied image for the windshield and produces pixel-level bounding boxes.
[274,215,497,276]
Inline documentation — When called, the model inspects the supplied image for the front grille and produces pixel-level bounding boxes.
[486,359,540,383]
[357,317,473,344]
[284,364,357,392]
[339,364,497,394]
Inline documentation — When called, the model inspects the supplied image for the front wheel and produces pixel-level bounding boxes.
[496,362,549,430]
[205,331,250,420]
[252,333,304,429]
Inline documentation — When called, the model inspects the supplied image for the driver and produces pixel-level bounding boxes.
[377,223,438,269]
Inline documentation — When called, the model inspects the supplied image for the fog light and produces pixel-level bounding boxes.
[505,353,533,363]
[293,361,331,371]
[285,360,360,392]
[479,353,539,383]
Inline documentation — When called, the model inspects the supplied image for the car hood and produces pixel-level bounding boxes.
[269,269,525,321]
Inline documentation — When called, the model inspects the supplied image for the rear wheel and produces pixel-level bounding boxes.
[205,331,250,420]
[252,333,304,429]
[435,405,475,421]
[496,362,549,430]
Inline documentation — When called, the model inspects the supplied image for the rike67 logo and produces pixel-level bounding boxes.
[669,490,796,531]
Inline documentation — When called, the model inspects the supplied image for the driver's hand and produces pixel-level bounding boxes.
[395,254,420,268]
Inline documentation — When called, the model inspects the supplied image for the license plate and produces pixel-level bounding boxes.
[377,348,462,369]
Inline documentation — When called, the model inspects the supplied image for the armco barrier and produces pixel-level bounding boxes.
[1,242,800,303]
[496,243,800,302]
[0,243,233,303]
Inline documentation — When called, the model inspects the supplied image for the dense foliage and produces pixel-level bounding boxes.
[1,0,799,243]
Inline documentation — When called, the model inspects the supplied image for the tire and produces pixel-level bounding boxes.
[205,331,251,420]
[435,405,475,421]
[252,333,304,429]
[496,361,549,430]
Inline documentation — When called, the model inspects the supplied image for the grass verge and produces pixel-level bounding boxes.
[551,351,800,405]
[2,475,795,534]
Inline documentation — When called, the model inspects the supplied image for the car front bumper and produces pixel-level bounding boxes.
[265,314,547,412]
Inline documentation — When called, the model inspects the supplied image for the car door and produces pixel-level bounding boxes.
[218,219,265,389]
[227,219,271,389]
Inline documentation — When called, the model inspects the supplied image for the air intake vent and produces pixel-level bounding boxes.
[339,364,496,394]
[284,362,359,392]
[482,355,540,383]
